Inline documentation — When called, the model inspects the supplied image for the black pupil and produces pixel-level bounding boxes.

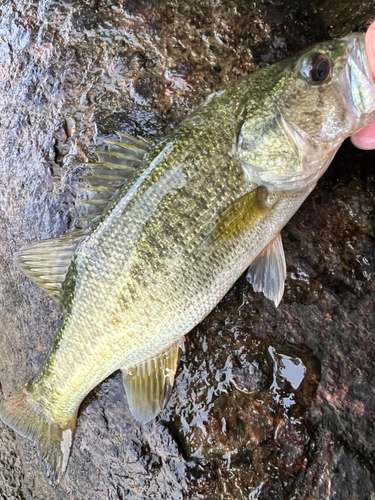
[311,57,330,82]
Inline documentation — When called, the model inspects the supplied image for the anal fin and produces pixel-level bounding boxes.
[122,338,184,423]
[246,233,286,307]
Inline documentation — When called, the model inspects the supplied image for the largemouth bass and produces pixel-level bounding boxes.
[1,26,375,483]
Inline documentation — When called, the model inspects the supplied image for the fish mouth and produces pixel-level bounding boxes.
[344,27,375,120]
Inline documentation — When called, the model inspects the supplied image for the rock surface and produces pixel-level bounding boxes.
[315,0,375,37]
[0,1,375,499]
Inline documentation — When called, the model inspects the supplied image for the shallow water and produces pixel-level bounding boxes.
[0,1,375,499]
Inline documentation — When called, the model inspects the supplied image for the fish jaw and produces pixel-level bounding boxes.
[366,20,375,82]
[350,21,375,149]
[343,31,375,130]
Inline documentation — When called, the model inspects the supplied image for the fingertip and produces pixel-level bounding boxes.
[351,122,375,150]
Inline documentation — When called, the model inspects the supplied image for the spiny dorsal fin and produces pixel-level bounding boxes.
[80,132,153,222]
[15,230,85,306]
[246,233,286,307]
[122,337,184,423]
[116,132,154,149]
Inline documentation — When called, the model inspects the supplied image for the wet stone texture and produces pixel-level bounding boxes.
[0,0,375,499]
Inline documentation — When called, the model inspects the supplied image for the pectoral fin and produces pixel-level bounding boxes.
[207,186,272,243]
[246,233,286,307]
[122,338,184,423]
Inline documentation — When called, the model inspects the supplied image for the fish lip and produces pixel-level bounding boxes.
[365,20,375,83]
[348,33,375,90]
[353,34,375,90]
[343,33,375,125]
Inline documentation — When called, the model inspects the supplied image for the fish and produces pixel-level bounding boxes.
[1,25,375,484]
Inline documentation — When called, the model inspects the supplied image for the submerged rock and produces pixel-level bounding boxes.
[0,1,374,499]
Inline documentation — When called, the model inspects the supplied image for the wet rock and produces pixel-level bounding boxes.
[315,0,375,37]
[162,317,320,497]
[230,351,268,394]
[0,1,375,499]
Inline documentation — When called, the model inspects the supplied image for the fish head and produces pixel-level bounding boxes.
[239,24,375,190]
[291,27,375,138]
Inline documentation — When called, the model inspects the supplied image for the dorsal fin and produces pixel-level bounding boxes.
[15,230,85,306]
[122,338,184,423]
[80,132,153,222]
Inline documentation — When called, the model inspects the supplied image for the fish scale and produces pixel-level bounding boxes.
[1,29,375,483]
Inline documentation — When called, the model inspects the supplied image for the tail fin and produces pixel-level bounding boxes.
[0,385,77,484]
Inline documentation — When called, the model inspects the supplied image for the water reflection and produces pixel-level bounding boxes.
[269,346,306,408]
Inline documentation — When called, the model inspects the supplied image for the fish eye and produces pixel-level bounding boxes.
[308,54,332,85]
